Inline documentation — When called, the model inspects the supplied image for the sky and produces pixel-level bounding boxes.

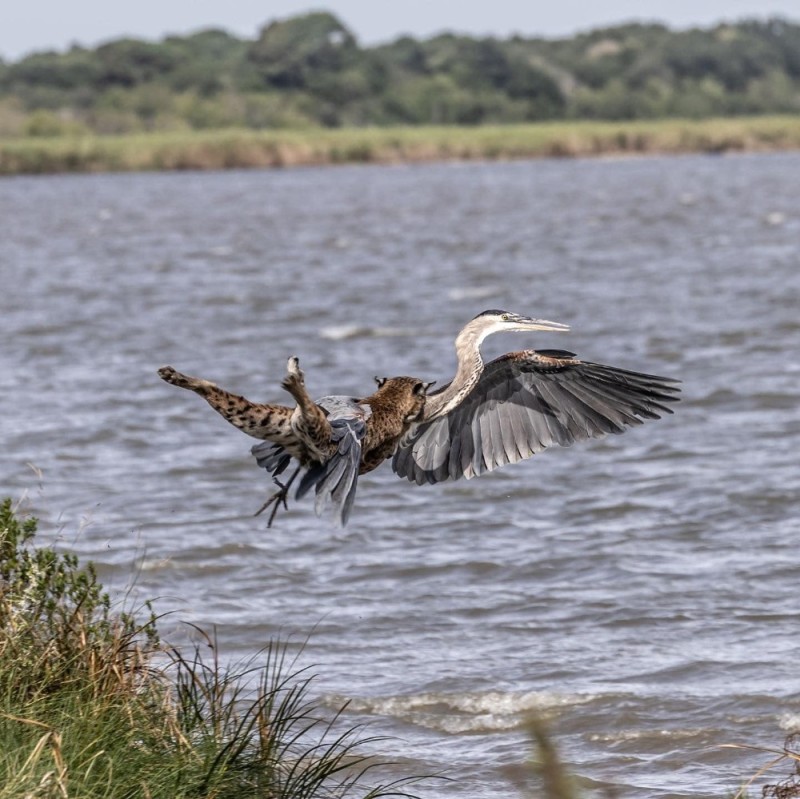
[2,0,799,61]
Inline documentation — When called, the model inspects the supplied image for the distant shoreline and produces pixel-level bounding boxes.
[2,115,800,176]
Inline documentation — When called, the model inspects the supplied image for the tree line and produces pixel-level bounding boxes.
[1,11,799,136]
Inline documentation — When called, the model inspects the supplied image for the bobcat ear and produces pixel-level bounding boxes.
[414,380,435,396]
[374,376,387,388]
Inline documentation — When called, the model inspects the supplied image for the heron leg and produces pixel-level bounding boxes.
[254,465,302,527]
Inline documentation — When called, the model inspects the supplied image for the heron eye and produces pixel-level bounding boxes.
[501,313,511,321]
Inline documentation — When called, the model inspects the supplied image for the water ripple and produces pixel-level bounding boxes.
[2,154,800,798]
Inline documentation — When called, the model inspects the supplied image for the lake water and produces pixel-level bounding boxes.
[1,153,799,798]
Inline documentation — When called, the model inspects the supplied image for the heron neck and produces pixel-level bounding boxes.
[424,327,484,419]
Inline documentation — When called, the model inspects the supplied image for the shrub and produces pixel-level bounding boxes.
[0,499,423,799]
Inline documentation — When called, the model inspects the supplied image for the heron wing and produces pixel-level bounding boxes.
[251,441,293,477]
[295,416,366,526]
[392,349,681,485]
[251,394,368,525]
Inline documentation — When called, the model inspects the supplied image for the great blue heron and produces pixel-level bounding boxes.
[159,309,679,525]
[158,358,432,525]
[391,310,680,484]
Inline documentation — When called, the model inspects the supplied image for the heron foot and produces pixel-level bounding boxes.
[254,477,291,527]
[253,464,301,528]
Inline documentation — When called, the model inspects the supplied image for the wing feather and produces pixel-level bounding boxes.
[296,416,365,525]
[392,350,680,485]
[251,395,369,525]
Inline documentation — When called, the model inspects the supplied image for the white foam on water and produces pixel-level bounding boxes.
[779,713,800,732]
[446,286,499,301]
[319,325,415,340]
[328,689,596,734]
[588,727,704,744]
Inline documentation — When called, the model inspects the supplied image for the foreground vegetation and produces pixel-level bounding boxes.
[3,496,797,798]
[3,115,800,174]
[2,13,800,135]
[0,498,420,799]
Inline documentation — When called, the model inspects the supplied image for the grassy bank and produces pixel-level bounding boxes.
[0,498,420,799]
[2,497,796,798]
[2,115,800,175]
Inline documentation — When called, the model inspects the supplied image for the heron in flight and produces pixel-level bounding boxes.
[390,310,679,485]
[160,310,679,525]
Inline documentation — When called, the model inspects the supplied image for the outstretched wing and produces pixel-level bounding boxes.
[392,349,681,485]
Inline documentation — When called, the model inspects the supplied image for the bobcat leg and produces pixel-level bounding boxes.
[158,366,294,443]
[280,357,335,460]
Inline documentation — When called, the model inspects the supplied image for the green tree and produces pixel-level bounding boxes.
[2,13,800,133]
[94,39,182,88]
[246,12,360,89]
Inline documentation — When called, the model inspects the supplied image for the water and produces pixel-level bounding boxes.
[2,153,799,798]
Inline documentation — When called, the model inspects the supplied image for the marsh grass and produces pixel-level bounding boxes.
[4,496,787,798]
[3,116,800,175]
[723,734,800,799]
[0,498,422,798]
[497,717,581,799]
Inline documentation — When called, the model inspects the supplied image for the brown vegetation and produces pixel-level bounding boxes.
[2,116,800,175]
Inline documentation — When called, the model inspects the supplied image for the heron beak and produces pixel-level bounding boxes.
[517,316,570,332]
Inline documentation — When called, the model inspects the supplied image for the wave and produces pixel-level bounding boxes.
[327,688,595,734]
[779,713,800,732]
[318,325,416,340]
[446,286,499,301]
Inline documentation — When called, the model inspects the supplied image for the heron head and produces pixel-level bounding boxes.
[471,309,570,338]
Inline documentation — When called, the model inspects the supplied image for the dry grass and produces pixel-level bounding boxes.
[723,733,800,799]
[2,116,800,175]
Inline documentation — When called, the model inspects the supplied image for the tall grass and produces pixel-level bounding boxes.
[0,498,422,798]
[4,496,787,798]
[2,116,800,175]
